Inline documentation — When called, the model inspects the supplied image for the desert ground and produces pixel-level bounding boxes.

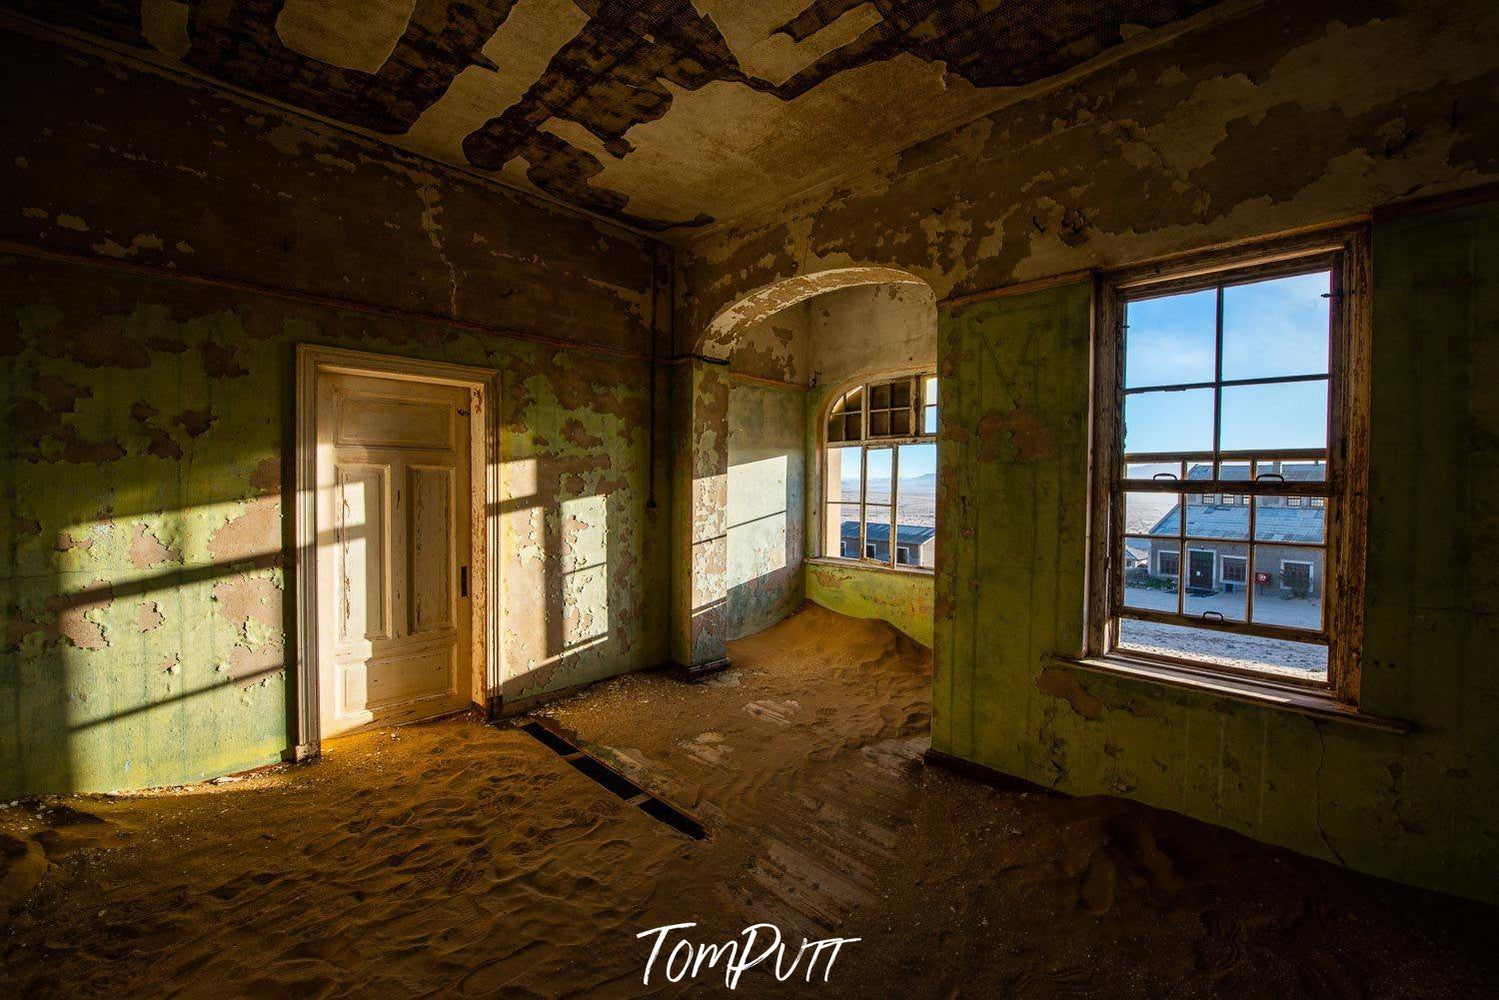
[3,605,1495,998]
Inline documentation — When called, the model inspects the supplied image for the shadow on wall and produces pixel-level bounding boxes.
[1,257,668,797]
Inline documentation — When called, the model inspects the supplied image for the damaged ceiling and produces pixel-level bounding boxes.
[9,0,1231,233]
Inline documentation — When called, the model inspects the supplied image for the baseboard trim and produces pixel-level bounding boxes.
[922,748,1062,796]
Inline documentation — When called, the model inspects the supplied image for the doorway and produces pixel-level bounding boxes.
[1187,549,1216,594]
[294,346,500,757]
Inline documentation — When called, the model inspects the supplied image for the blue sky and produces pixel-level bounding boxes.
[1124,271,1330,454]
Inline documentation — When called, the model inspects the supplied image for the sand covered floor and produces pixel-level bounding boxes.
[3,604,1498,997]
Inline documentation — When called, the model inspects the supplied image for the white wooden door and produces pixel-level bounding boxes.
[316,372,472,738]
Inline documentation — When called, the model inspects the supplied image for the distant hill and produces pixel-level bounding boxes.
[846,472,937,491]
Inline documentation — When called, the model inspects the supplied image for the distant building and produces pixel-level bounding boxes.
[1142,463,1325,597]
[840,521,936,567]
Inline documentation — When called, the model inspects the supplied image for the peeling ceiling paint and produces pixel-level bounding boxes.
[6,0,1231,233]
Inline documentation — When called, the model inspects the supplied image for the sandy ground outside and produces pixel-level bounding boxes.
[3,604,1497,997]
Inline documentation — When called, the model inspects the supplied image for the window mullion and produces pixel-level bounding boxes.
[889,445,900,568]
[1213,285,1224,481]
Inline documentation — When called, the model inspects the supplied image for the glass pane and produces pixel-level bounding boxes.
[865,447,892,504]
[1217,458,1251,483]
[1252,548,1323,631]
[1124,460,1184,482]
[1254,496,1325,544]
[824,446,860,505]
[923,376,937,406]
[1182,489,1249,540]
[1122,535,1179,613]
[895,443,937,569]
[1117,619,1327,681]
[870,383,891,408]
[1124,388,1214,454]
[1220,379,1328,452]
[891,379,912,407]
[923,405,937,434]
[1222,270,1330,380]
[1254,457,1326,482]
[862,504,893,563]
[890,409,912,436]
[1184,541,1248,622]
[827,502,862,559]
[1124,289,1217,388]
[1125,490,1179,536]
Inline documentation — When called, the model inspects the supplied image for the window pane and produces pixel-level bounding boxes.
[863,504,893,563]
[824,446,860,505]
[1222,271,1330,380]
[1220,380,1328,452]
[923,376,937,406]
[1254,496,1325,544]
[1122,535,1178,613]
[1254,457,1325,482]
[1183,489,1249,540]
[1124,289,1217,388]
[828,502,862,558]
[896,444,936,569]
[1124,388,1214,454]
[1184,542,1248,622]
[1252,549,1323,631]
[1117,619,1327,681]
[1126,490,1179,536]
[865,447,892,504]
[1124,460,1183,482]
[923,405,937,434]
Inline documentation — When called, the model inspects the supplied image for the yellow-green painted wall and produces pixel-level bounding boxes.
[933,203,1499,902]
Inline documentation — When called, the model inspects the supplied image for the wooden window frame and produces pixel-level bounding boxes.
[820,371,938,573]
[1086,226,1371,705]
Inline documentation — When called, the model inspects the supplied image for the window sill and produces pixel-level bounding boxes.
[1049,653,1410,733]
[805,556,934,578]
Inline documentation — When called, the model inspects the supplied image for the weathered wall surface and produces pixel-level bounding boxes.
[934,206,1499,902]
[681,0,1499,329]
[806,562,934,649]
[0,32,669,795]
[807,283,936,389]
[726,379,804,640]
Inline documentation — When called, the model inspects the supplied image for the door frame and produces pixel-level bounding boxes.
[292,345,501,759]
[1186,547,1217,590]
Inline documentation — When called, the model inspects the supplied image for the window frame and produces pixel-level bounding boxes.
[1087,227,1371,705]
[820,371,938,573]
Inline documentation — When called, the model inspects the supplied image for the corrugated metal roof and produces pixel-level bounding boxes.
[1146,503,1323,543]
[840,521,937,545]
[1185,461,1324,481]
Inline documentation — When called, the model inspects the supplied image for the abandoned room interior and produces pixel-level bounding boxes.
[2,0,1497,995]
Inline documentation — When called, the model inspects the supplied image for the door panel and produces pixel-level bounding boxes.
[335,464,388,644]
[318,372,472,739]
[408,465,454,634]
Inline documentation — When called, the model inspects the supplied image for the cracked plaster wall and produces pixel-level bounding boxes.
[680,0,1499,332]
[934,211,1499,902]
[1,31,669,794]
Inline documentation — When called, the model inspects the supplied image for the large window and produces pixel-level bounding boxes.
[1092,232,1369,696]
[822,373,938,571]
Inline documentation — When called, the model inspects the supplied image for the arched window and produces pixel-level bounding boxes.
[821,372,938,570]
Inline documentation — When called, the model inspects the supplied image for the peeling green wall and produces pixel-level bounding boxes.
[726,379,805,640]
[0,259,670,796]
[0,32,670,796]
[933,202,1499,902]
[805,562,933,648]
